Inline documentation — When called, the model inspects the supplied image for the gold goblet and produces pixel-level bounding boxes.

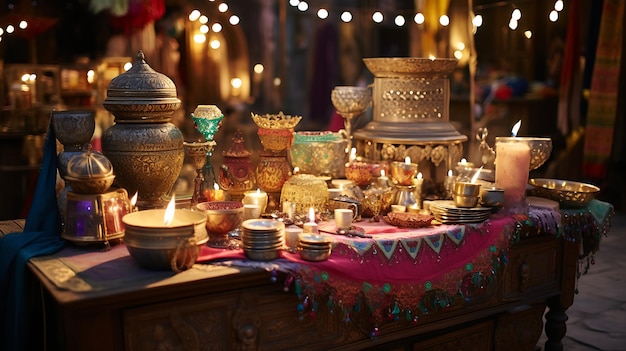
[331,86,371,152]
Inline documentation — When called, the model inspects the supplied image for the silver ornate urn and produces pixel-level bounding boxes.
[353,57,467,185]
[102,51,184,209]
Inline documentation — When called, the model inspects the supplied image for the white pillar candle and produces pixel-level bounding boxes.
[302,207,318,233]
[242,189,268,213]
[495,139,530,208]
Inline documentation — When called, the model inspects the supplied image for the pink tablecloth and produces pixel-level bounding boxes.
[197,213,522,324]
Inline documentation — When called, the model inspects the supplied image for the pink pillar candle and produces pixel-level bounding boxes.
[495,138,531,209]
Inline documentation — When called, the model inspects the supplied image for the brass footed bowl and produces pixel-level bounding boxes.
[197,201,244,248]
[496,137,552,170]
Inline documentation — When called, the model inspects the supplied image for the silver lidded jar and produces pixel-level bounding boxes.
[102,51,184,209]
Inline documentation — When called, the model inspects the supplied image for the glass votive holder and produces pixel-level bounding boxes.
[453,182,481,208]
[345,162,372,187]
[242,189,268,214]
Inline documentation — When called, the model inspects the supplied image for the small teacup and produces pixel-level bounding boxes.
[334,208,355,229]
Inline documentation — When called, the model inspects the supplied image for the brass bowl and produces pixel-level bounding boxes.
[496,137,552,171]
[197,201,244,248]
[244,247,282,261]
[298,245,332,262]
[390,161,418,186]
[123,209,208,271]
[64,175,115,194]
[528,178,600,208]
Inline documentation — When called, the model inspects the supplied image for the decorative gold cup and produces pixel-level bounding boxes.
[390,161,418,186]
[453,182,481,208]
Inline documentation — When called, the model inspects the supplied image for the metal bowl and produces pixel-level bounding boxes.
[197,201,244,248]
[64,175,115,194]
[298,245,332,262]
[528,178,600,208]
[51,110,95,146]
[480,186,505,207]
[123,209,208,271]
[244,247,281,261]
[496,137,553,170]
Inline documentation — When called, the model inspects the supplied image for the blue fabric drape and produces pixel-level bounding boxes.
[0,121,65,351]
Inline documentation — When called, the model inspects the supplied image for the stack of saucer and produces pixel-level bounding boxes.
[241,219,285,261]
[429,200,493,224]
[298,233,332,262]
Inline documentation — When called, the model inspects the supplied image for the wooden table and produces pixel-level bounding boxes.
[2,201,612,351]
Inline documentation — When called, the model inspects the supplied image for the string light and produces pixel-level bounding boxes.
[200,24,209,33]
[414,13,425,24]
[554,0,564,12]
[511,8,521,20]
[6,25,14,34]
[218,3,228,13]
[289,0,300,7]
[317,8,328,19]
[549,10,558,22]
[297,1,308,12]
[229,15,240,25]
[212,23,223,33]
[394,15,405,27]
[341,11,352,23]
[439,15,449,26]
[472,14,483,27]
[189,10,201,21]
[210,39,221,49]
[524,30,532,39]
[253,64,264,74]
[19,20,27,30]
[372,11,383,23]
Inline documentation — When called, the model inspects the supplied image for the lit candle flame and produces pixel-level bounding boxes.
[213,182,220,191]
[164,194,176,226]
[308,207,315,223]
[380,169,386,177]
[470,166,483,184]
[448,169,453,177]
[429,54,436,60]
[130,192,138,207]
[511,120,522,137]
[256,188,262,196]
[417,172,423,180]
[460,158,467,165]
[293,166,300,174]
[405,156,411,164]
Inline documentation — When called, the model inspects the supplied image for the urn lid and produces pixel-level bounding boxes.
[106,51,177,99]
[67,145,114,180]
[103,51,181,121]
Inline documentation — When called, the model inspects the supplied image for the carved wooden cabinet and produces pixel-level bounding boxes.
[28,232,576,351]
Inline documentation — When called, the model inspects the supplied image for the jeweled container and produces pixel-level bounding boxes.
[218,129,256,201]
[102,51,184,209]
[280,174,328,216]
[290,131,348,178]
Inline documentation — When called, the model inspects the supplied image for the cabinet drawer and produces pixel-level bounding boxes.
[502,237,560,301]
[122,284,358,351]
[412,320,493,351]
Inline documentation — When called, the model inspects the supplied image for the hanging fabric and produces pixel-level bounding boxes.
[582,0,625,181]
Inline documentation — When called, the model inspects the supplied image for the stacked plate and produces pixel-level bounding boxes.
[430,200,493,224]
[298,233,332,262]
[241,219,285,261]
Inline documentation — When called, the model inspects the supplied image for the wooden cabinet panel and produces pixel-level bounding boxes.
[412,321,493,351]
[502,237,560,301]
